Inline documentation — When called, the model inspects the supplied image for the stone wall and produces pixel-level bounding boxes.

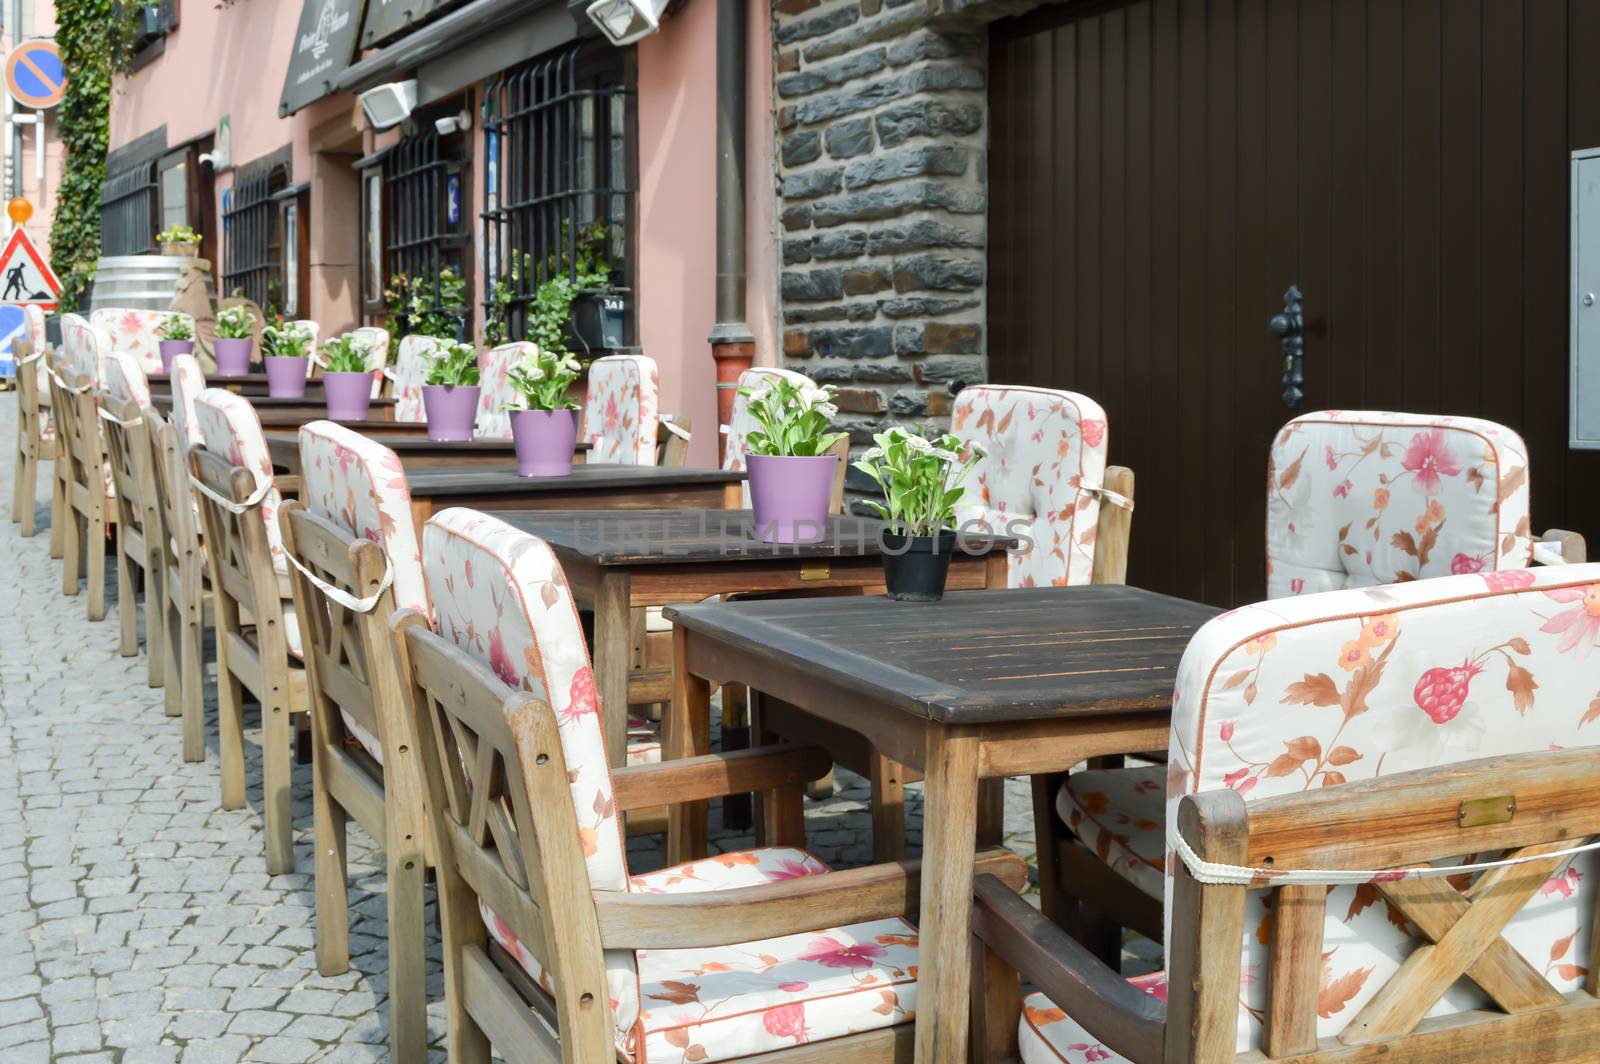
[770,0,990,476]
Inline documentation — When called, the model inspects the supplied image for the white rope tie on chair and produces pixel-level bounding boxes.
[18,349,44,366]
[1084,484,1135,512]
[50,371,92,395]
[661,419,692,442]
[1168,828,1600,887]
[283,549,394,614]
[186,471,273,514]
[97,407,144,428]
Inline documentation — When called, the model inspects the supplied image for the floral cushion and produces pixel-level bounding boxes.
[1152,565,1600,1051]
[168,355,207,448]
[1267,411,1533,597]
[1018,977,1168,1064]
[721,367,815,509]
[103,352,152,410]
[194,389,287,574]
[474,341,534,439]
[390,335,438,422]
[92,308,190,375]
[583,354,660,465]
[1057,765,1164,900]
[951,385,1109,588]
[58,313,91,383]
[291,321,321,376]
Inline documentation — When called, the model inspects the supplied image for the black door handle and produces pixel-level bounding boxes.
[1269,285,1304,408]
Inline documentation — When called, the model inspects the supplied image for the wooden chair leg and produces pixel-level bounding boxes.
[115,535,138,657]
[437,863,492,1064]
[312,735,349,975]
[10,440,24,524]
[216,604,247,807]
[870,750,908,863]
[971,935,1022,1064]
[145,549,166,688]
[61,503,81,596]
[16,449,37,536]
[386,841,429,1061]
[1031,773,1065,924]
[162,582,182,719]
[86,509,106,621]
[179,596,206,761]
[262,698,296,875]
[48,462,64,557]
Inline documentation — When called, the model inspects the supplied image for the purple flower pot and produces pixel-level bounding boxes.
[747,453,837,544]
[422,384,481,442]
[158,340,193,373]
[214,337,253,376]
[324,371,374,421]
[265,356,309,398]
[510,409,577,477]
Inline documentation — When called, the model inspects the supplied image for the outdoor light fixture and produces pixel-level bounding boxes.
[434,110,472,136]
[358,80,418,132]
[586,0,670,45]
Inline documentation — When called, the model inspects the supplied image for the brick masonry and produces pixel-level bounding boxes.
[770,1,997,492]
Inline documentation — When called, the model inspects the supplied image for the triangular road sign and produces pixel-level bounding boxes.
[0,228,59,310]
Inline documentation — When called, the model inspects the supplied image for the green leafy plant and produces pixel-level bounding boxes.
[489,220,617,354]
[505,348,582,412]
[322,335,372,373]
[741,377,846,458]
[852,427,984,537]
[157,224,201,245]
[384,266,466,340]
[423,340,480,387]
[261,321,311,358]
[483,252,532,347]
[215,305,256,341]
[155,314,193,342]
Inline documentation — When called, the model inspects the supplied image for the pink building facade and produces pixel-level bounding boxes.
[106,0,778,465]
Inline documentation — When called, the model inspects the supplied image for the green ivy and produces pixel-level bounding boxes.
[51,2,135,312]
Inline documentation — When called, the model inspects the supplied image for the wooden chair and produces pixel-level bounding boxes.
[388,334,441,422]
[189,388,308,875]
[10,333,54,537]
[474,341,536,439]
[390,506,1028,1063]
[101,351,167,679]
[581,353,660,465]
[91,307,195,374]
[147,405,213,762]
[656,413,692,468]
[972,566,1600,1060]
[47,342,116,621]
[277,420,432,1061]
[1043,410,1589,962]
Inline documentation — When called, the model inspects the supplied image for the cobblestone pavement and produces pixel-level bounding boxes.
[0,393,1151,1062]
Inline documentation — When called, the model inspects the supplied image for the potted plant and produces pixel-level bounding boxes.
[321,335,375,421]
[261,321,312,398]
[155,314,194,372]
[504,347,582,477]
[741,377,847,544]
[421,340,481,442]
[853,427,984,601]
[213,304,255,376]
[157,224,201,258]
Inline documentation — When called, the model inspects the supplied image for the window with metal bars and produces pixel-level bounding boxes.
[222,152,290,312]
[381,126,471,339]
[99,162,159,256]
[481,42,634,348]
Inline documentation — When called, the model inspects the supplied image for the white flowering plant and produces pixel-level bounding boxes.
[505,347,582,412]
[423,340,480,387]
[261,321,312,358]
[742,377,847,458]
[322,334,372,373]
[852,427,983,537]
[155,314,193,342]
[215,304,256,341]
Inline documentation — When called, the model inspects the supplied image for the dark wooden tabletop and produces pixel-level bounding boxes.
[154,393,397,409]
[407,464,745,498]
[264,432,591,472]
[665,585,1221,723]
[484,508,1017,565]
[147,373,324,395]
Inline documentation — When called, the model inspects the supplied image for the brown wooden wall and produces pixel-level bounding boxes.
[989,0,1600,607]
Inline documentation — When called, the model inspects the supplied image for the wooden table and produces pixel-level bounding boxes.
[153,393,397,424]
[405,465,746,527]
[264,432,591,473]
[485,509,1015,769]
[148,372,325,397]
[662,585,1220,1062]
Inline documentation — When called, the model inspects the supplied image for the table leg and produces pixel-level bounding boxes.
[977,778,1005,847]
[665,625,712,865]
[913,726,980,1063]
[593,569,632,770]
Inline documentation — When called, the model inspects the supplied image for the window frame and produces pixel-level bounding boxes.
[381,115,473,339]
[222,147,292,313]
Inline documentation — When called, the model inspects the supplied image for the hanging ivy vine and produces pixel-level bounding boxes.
[50,1,135,311]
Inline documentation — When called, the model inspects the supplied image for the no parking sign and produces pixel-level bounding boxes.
[5,40,66,110]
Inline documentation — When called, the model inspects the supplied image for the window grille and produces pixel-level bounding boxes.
[382,128,470,337]
[99,162,159,256]
[481,42,633,344]
[222,155,289,311]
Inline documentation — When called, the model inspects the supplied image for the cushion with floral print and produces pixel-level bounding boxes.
[194,389,288,574]
[720,367,816,509]
[950,385,1109,589]
[1151,565,1600,1052]
[1017,976,1168,1063]
[92,307,191,375]
[58,313,91,383]
[390,335,438,422]
[1057,764,1165,900]
[103,351,152,410]
[582,354,660,466]
[1267,410,1533,597]
[351,326,391,398]
[474,341,535,439]
[290,321,321,377]
[168,355,208,449]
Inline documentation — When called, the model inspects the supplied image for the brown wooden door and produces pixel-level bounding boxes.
[989,0,1600,607]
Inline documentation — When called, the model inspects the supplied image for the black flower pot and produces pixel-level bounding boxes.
[880,529,958,602]
[568,290,629,354]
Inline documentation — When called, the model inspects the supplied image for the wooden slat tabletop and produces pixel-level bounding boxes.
[484,508,1018,565]
[666,585,1220,723]
[264,433,591,473]
[154,394,397,409]
[407,464,744,497]
[147,373,324,396]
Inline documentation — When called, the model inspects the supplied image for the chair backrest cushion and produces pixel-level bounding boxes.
[24,304,47,392]
[194,388,287,572]
[92,308,192,375]
[720,367,815,473]
[475,342,534,439]
[168,355,207,448]
[582,354,659,465]
[391,335,439,422]
[1266,411,1533,597]
[950,384,1109,588]
[62,316,110,386]
[299,420,428,613]
[103,351,152,409]
[1165,564,1600,1050]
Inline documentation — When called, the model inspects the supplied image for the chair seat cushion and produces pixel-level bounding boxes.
[1057,765,1166,900]
[484,847,918,1062]
[1018,977,1168,1064]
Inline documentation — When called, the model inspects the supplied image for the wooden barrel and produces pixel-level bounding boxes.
[88,255,214,312]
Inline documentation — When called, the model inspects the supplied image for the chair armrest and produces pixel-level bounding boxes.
[1533,529,1587,565]
[972,875,1166,1064]
[610,743,833,812]
[272,474,300,496]
[596,848,1028,950]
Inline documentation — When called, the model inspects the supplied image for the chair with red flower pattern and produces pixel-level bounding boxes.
[289,320,322,377]
[720,366,849,512]
[91,307,194,375]
[102,351,167,680]
[388,334,441,422]
[48,338,118,622]
[10,331,55,539]
[581,354,660,465]
[189,389,310,875]
[474,341,535,439]
[972,563,1600,1064]
[390,508,1028,1064]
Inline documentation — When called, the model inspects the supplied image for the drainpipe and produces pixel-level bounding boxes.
[708,0,754,462]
